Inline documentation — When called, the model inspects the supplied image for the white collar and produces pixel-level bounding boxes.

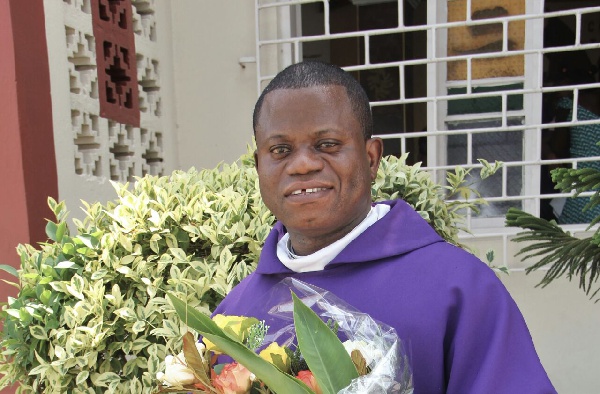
[277,204,390,273]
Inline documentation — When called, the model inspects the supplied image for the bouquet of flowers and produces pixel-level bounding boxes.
[157,279,413,394]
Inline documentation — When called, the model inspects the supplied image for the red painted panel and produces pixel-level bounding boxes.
[0,0,30,267]
[92,0,140,126]
[0,1,58,390]
[9,0,58,246]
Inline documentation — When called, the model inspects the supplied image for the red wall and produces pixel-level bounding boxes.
[0,0,57,390]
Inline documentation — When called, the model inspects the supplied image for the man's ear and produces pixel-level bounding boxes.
[254,150,259,171]
[366,137,383,180]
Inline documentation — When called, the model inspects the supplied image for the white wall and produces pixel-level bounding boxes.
[463,234,600,394]
[45,0,179,221]
[502,272,600,393]
[170,1,258,171]
[45,0,117,219]
[47,1,258,217]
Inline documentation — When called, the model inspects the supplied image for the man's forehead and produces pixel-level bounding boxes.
[259,86,351,121]
[261,85,349,113]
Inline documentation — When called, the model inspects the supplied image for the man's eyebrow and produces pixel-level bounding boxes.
[263,134,288,143]
[314,129,337,137]
[262,129,339,144]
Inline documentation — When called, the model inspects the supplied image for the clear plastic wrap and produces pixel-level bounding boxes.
[264,278,414,394]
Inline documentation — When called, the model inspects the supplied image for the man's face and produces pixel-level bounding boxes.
[254,85,382,254]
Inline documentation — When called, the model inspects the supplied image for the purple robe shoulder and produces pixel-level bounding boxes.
[214,199,556,394]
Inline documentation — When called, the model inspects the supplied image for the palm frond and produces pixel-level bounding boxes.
[506,208,600,298]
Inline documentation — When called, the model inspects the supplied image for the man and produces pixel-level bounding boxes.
[214,61,556,393]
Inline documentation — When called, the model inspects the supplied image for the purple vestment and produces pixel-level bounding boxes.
[214,199,556,393]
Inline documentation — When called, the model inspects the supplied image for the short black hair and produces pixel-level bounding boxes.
[253,61,373,139]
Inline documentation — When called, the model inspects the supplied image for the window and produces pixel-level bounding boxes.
[255,0,600,262]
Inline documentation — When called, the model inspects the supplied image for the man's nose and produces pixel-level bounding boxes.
[286,147,324,175]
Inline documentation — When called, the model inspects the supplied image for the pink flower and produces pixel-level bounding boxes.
[213,362,253,394]
[296,370,322,394]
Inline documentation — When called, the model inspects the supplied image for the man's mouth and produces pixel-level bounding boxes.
[290,187,328,196]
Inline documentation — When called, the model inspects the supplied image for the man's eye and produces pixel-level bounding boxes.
[270,146,290,154]
[318,141,338,149]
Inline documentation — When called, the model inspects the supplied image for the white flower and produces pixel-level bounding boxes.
[342,340,384,368]
[157,342,206,387]
[194,342,206,360]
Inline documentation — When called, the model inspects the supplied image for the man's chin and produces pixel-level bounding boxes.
[285,218,329,233]
[284,217,345,241]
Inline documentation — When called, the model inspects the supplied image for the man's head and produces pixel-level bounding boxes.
[253,62,383,255]
[253,61,374,140]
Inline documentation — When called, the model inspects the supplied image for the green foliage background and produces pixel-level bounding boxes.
[0,151,498,393]
[506,165,600,299]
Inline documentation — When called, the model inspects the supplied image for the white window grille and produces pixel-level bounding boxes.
[254,0,600,265]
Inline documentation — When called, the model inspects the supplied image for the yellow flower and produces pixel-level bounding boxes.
[259,342,290,373]
[203,315,253,353]
[202,337,218,354]
[214,315,247,338]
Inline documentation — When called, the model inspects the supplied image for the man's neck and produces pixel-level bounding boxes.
[286,207,371,256]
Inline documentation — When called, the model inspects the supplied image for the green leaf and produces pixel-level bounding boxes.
[66,275,85,300]
[170,248,187,261]
[91,269,109,280]
[46,221,58,241]
[55,222,67,243]
[62,242,76,256]
[148,354,159,375]
[115,307,137,321]
[55,261,79,270]
[39,289,52,305]
[122,358,138,376]
[76,370,89,385]
[131,320,146,333]
[167,293,313,394]
[90,371,121,387]
[29,364,48,376]
[120,255,135,266]
[0,264,18,277]
[116,266,131,275]
[5,309,20,319]
[131,338,151,352]
[119,233,133,253]
[292,292,359,394]
[29,325,48,340]
[150,234,161,254]
[77,234,98,249]
[19,308,32,326]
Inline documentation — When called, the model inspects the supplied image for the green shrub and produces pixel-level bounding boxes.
[506,164,600,299]
[0,150,498,393]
